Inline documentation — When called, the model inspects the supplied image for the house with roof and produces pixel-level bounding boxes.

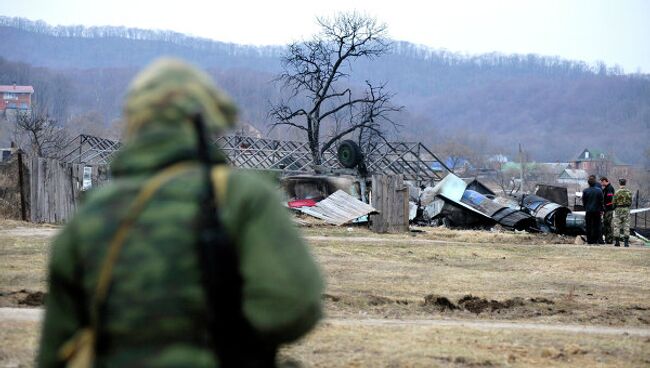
[570,148,631,178]
[558,168,589,188]
[0,84,34,112]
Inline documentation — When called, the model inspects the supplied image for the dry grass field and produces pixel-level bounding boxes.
[1,220,649,367]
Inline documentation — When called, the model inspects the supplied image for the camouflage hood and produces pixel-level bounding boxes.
[111,58,237,176]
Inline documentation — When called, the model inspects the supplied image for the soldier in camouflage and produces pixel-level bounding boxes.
[38,58,323,367]
[612,178,633,247]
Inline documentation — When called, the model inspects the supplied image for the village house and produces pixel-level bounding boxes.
[0,84,34,112]
[570,148,631,178]
[558,168,589,188]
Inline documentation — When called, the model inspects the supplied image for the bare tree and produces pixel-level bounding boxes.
[14,109,67,157]
[270,12,401,165]
[492,167,518,196]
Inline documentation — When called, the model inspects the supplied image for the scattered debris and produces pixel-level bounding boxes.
[421,198,444,220]
[408,202,418,221]
[408,173,650,236]
[295,190,378,226]
[426,174,536,231]
[287,199,317,208]
[284,171,650,237]
[282,174,360,202]
[419,186,437,207]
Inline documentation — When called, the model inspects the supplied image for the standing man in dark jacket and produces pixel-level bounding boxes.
[582,175,604,245]
[600,177,615,244]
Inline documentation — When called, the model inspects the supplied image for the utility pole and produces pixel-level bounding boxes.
[518,143,525,193]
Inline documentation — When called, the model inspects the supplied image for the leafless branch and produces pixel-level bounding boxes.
[15,109,68,157]
[269,12,398,165]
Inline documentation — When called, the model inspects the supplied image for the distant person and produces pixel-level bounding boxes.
[582,175,604,245]
[600,177,615,244]
[38,58,323,367]
[613,178,633,247]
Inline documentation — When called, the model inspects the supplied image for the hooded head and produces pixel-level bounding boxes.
[124,58,237,140]
[112,58,237,176]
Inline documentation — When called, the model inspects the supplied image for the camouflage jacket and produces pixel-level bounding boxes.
[38,59,323,367]
[613,188,633,208]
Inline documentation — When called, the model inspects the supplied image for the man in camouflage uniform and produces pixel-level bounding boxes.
[613,178,633,247]
[38,58,323,367]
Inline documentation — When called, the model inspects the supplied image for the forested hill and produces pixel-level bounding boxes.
[1,17,648,164]
[0,17,282,70]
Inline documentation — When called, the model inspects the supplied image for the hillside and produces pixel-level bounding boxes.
[0,17,648,163]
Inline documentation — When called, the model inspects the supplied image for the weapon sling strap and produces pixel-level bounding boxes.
[200,166,275,368]
[59,161,229,368]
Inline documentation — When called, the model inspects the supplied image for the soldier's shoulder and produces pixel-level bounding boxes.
[68,179,143,236]
[616,188,631,196]
[78,179,135,213]
[227,169,280,195]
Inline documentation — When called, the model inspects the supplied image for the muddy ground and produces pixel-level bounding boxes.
[0,290,45,307]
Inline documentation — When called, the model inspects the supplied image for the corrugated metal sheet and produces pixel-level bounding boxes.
[298,190,378,226]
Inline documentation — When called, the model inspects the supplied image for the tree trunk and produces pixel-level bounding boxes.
[310,139,321,166]
[308,121,321,166]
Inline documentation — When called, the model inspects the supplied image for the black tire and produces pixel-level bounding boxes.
[337,140,362,168]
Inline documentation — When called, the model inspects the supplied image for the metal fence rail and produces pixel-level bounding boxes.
[58,134,451,185]
[216,136,450,184]
[58,134,122,165]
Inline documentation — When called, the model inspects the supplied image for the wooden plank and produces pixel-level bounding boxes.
[370,174,408,233]
[29,157,69,223]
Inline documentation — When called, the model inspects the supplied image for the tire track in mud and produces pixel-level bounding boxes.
[3,307,649,337]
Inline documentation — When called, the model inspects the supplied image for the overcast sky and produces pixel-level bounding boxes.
[2,0,649,73]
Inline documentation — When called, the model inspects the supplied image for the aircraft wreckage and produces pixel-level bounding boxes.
[273,140,650,235]
[415,172,650,236]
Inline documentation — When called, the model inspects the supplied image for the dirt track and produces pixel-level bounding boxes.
[305,235,649,249]
[327,317,650,337]
[3,307,648,337]
[0,307,42,322]
[0,227,59,237]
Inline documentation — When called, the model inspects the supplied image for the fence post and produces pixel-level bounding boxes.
[635,189,639,228]
[17,151,26,221]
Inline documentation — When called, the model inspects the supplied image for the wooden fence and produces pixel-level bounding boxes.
[0,152,28,220]
[370,175,409,233]
[29,157,109,223]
